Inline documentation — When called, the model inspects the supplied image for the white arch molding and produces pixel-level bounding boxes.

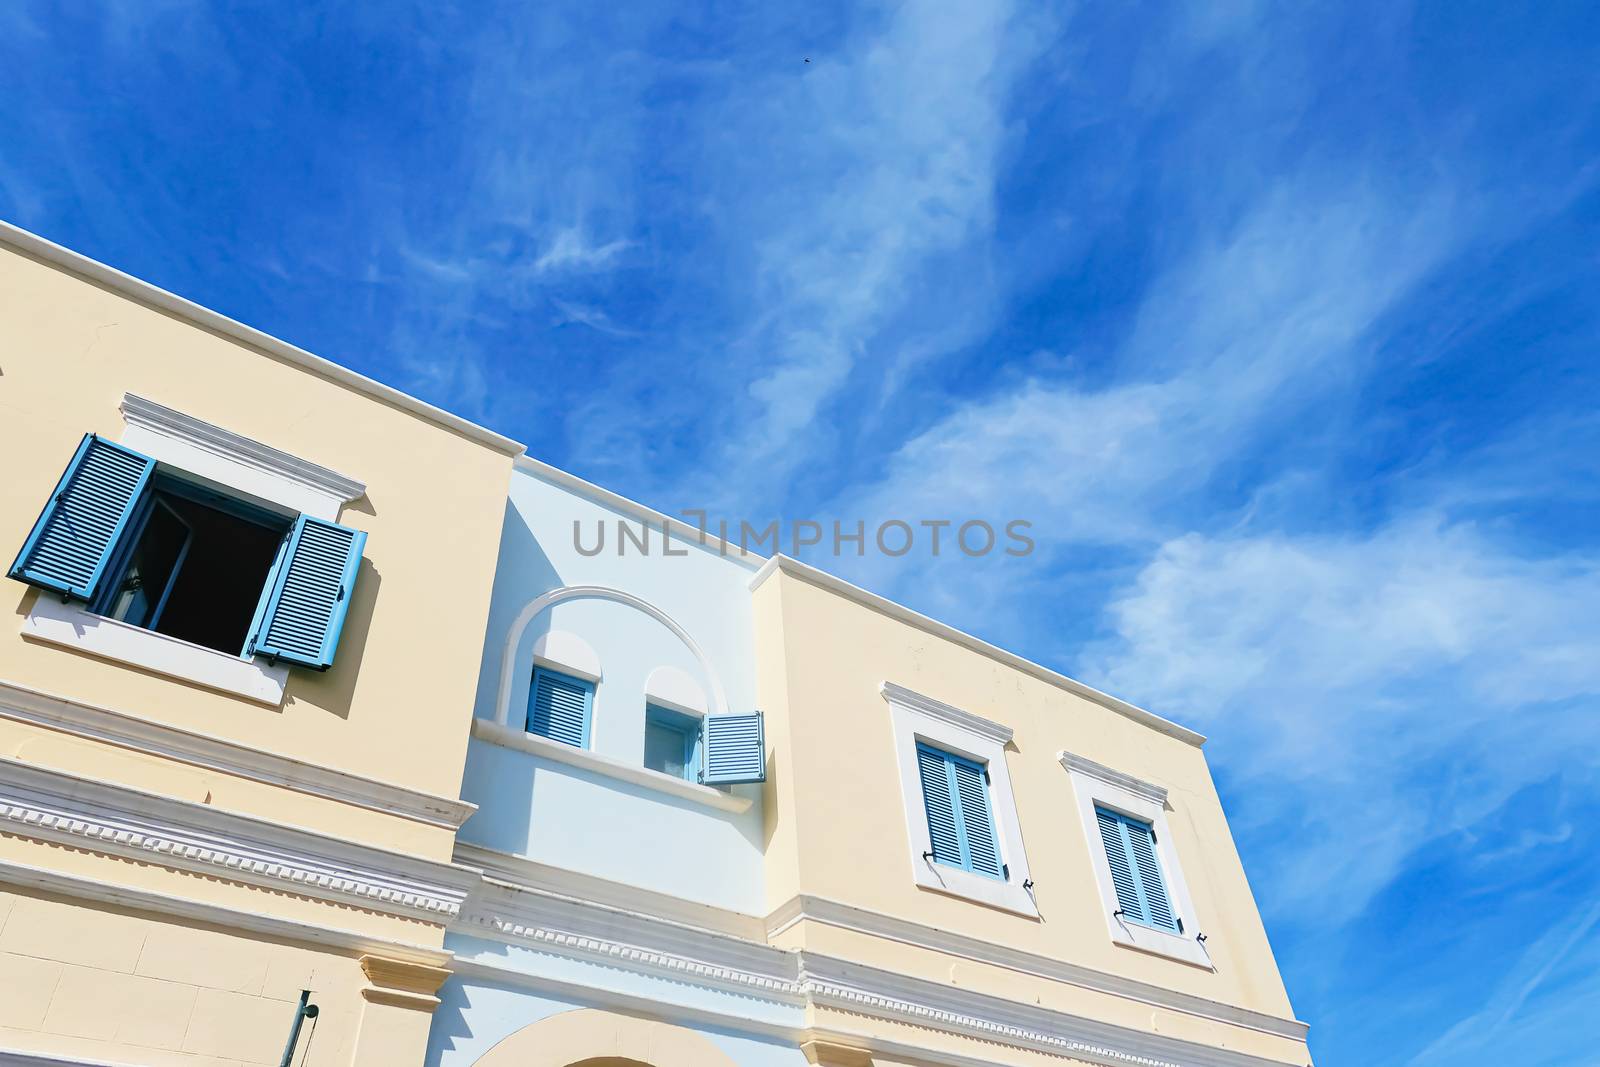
[494,585,728,727]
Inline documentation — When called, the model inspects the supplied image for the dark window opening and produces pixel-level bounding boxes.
[98,481,289,656]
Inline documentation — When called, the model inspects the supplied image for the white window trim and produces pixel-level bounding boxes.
[882,681,1037,917]
[472,718,752,814]
[1059,751,1211,968]
[643,664,709,716]
[530,629,603,684]
[119,392,364,521]
[22,596,288,705]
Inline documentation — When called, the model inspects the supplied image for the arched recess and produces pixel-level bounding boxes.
[471,1007,741,1067]
[494,585,727,727]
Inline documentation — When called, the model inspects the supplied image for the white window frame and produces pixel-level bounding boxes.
[1059,751,1210,968]
[18,395,364,705]
[883,681,1037,917]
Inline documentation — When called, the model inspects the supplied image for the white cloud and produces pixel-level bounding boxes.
[702,0,1053,491]
[1085,517,1600,919]
[1405,897,1600,1067]
[531,226,632,274]
[827,179,1459,600]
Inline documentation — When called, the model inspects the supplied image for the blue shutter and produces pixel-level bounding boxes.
[701,711,765,784]
[9,435,155,601]
[918,742,1004,879]
[1124,817,1179,932]
[527,667,592,747]
[950,756,1003,878]
[1096,806,1143,919]
[1096,806,1179,932]
[917,744,963,866]
[249,515,366,670]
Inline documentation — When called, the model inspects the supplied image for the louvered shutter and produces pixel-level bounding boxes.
[701,711,765,784]
[917,744,962,866]
[951,756,1003,878]
[1124,817,1179,932]
[9,435,155,601]
[527,667,592,747]
[249,515,366,670]
[1096,806,1179,932]
[1096,806,1144,919]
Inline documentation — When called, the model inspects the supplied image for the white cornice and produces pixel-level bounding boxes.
[121,392,366,507]
[0,219,523,455]
[753,556,1205,747]
[453,867,1310,1067]
[0,859,452,968]
[0,678,476,829]
[1059,751,1170,808]
[770,895,1308,1042]
[800,952,1298,1067]
[0,756,479,921]
[880,681,1014,746]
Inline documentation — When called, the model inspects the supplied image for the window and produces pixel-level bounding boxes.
[527,666,593,748]
[882,682,1036,916]
[643,704,701,781]
[94,479,288,656]
[1095,806,1179,933]
[1059,751,1207,967]
[917,742,1004,879]
[9,434,367,675]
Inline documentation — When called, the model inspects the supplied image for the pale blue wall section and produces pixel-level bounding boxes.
[460,466,767,912]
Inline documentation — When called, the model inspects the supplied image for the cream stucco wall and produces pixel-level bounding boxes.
[755,564,1305,1060]
[0,887,370,1066]
[0,239,517,852]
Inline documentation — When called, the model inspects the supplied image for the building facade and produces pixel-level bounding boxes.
[0,222,1311,1067]
[0,223,521,1065]
[426,476,1313,1067]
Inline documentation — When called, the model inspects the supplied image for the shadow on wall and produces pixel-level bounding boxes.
[287,558,381,723]
[464,498,562,848]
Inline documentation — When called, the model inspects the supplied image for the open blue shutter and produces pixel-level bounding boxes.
[250,515,365,670]
[951,757,1003,878]
[9,435,155,601]
[917,743,963,867]
[1096,807,1145,921]
[527,667,592,747]
[701,712,765,784]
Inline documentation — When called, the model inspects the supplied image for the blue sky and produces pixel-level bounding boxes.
[3,3,1598,1062]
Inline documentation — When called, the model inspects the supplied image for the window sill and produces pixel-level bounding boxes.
[471,718,753,815]
[22,597,288,706]
[912,855,1040,918]
[1110,917,1214,969]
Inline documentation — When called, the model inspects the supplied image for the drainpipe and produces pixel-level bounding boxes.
[279,988,320,1067]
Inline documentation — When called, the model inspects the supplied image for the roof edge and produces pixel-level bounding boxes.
[0,219,527,456]
[750,555,1206,747]
[515,454,767,567]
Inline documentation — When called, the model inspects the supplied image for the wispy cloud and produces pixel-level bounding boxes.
[531,226,631,274]
[1087,516,1600,918]
[826,177,1461,610]
[1405,897,1600,1067]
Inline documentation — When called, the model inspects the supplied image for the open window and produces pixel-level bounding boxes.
[643,704,701,781]
[94,478,289,656]
[10,434,367,679]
